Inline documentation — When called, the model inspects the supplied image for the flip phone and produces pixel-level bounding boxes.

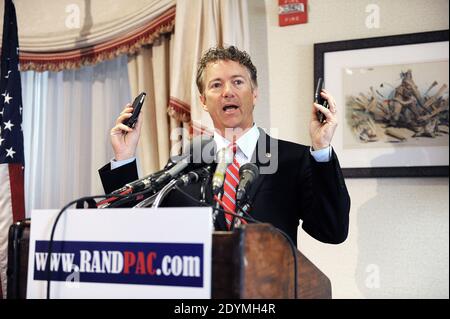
[314,78,329,123]
[124,92,146,128]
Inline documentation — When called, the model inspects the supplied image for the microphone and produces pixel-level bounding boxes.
[105,155,184,198]
[96,169,166,208]
[111,151,193,195]
[175,166,212,187]
[127,136,215,192]
[212,147,234,194]
[124,167,171,193]
[230,163,259,230]
[152,155,192,188]
[153,136,215,188]
[134,166,212,208]
[236,163,259,205]
[98,136,215,208]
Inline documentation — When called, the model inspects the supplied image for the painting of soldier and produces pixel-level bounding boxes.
[343,61,448,149]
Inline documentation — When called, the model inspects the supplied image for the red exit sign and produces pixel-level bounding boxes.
[278,0,308,26]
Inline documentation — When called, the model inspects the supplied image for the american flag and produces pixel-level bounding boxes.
[0,0,25,298]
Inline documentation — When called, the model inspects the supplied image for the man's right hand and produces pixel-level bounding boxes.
[110,103,143,161]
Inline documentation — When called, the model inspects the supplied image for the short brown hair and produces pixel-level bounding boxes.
[196,46,258,94]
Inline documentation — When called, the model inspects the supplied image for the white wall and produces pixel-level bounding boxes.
[249,0,449,298]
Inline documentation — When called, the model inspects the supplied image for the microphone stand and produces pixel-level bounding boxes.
[230,200,252,231]
[199,173,210,204]
[212,192,222,224]
[151,166,213,208]
[152,179,178,208]
[132,192,160,208]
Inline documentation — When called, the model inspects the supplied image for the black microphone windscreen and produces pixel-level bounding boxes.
[239,162,259,179]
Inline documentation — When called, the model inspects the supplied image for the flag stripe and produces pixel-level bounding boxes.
[0,164,14,298]
[8,163,25,222]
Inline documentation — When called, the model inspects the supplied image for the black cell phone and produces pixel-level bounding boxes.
[314,78,329,123]
[123,92,146,128]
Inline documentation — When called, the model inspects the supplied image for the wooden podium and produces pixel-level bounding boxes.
[212,223,331,299]
[7,220,331,299]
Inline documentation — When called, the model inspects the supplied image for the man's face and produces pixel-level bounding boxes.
[200,60,257,136]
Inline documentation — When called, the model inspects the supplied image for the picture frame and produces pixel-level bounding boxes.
[314,30,449,178]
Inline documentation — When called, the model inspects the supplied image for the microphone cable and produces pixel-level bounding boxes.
[105,187,156,208]
[45,192,132,299]
[96,188,133,207]
[107,166,213,209]
[96,170,167,207]
[173,186,299,299]
[173,186,257,224]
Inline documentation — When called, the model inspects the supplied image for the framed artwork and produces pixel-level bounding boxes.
[314,30,449,177]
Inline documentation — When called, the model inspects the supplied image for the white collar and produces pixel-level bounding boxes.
[213,125,260,161]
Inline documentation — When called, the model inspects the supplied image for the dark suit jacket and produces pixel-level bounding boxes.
[99,129,350,245]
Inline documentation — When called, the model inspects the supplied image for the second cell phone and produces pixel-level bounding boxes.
[124,92,146,128]
[314,78,329,123]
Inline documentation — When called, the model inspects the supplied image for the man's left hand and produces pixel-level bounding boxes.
[309,89,338,150]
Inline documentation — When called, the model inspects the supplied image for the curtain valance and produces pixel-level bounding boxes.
[0,0,176,71]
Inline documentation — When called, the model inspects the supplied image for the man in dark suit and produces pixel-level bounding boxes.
[99,46,350,245]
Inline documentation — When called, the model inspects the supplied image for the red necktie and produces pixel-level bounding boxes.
[222,144,240,229]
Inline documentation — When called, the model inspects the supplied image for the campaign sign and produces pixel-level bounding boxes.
[26,208,213,299]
